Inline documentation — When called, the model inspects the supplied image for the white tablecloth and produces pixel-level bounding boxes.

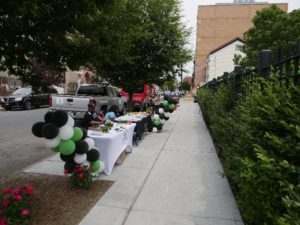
[114,115,142,122]
[87,123,136,175]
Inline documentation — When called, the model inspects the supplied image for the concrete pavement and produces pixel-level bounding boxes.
[24,98,244,225]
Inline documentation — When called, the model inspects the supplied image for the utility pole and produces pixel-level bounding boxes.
[180,64,183,84]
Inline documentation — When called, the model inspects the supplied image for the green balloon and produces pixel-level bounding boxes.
[91,160,100,172]
[163,100,168,106]
[153,119,160,126]
[71,127,83,142]
[51,145,60,153]
[59,140,75,155]
[168,104,174,110]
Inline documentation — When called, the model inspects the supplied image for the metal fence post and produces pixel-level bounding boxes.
[258,50,272,79]
[232,65,242,100]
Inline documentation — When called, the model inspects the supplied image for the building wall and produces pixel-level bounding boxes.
[64,68,95,94]
[206,40,245,82]
[0,71,22,94]
[194,3,288,86]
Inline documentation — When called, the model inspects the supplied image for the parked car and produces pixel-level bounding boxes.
[49,83,126,120]
[0,86,57,110]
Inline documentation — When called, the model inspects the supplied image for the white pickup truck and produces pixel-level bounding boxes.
[49,84,126,120]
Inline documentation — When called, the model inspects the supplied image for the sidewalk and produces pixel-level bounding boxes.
[25,98,244,225]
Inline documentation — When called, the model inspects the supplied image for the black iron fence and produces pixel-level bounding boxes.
[202,41,300,92]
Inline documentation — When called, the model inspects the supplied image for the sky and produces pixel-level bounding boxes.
[180,0,300,77]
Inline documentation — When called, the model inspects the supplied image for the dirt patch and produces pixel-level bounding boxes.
[0,172,113,225]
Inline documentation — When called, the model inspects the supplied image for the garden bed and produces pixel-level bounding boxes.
[0,172,113,225]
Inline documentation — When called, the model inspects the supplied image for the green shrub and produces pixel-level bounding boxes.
[197,78,300,225]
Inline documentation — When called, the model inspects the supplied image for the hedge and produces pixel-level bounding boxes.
[197,78,300,225]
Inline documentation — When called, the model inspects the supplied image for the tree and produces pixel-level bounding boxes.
[180,81,191,92]
[0,0,111,88]
[97,0,192,93]
[242,5,300,65]
[0,0,192,97]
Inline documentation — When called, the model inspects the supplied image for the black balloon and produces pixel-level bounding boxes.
[159,103,164,108]
[52,110,68,127]
[157,124,163,131]
[44,111,54,123]
[75,140,89,154]
[32,122,46,137]
[41,123,59,139]
[81,128,88,139]
[87,149,100,162]
[168,98,174,104]
[153,105,160,114]
[169,109,174,113]
[159,114,164,120]
[164,106,169,113]
[164,116,169,121]
[60,153,75,163]
[64,162,76,173]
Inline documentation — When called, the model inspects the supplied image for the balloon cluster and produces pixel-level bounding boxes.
[163,95,178,114]
[32,110,105,174]
[151,96,178,133]
[151,113,164,133]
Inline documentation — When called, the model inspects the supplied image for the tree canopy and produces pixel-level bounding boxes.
[95,0,192,93]
[0,0,192,90]
[179,81,191,92]
[0,0,111,88]
[242,5,300,65]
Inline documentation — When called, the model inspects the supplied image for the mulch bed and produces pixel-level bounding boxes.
[0,172,113,225]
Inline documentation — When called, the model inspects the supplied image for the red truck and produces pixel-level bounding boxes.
[121,84,161,111]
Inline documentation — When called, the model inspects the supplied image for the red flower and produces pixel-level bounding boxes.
[2,188,10,195]
[0,218,7,225]
[0,208,2,214]
[88,167,93,172]
[64,169,70,174]
[12,187,20,195]
[75,165,84,172]
[26,185,34,194]
[2,200,10,207]
[14,195,23,201]
[20,209,30,216]
[77,173,85,180]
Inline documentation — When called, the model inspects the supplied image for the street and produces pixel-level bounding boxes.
[0,107,54,178]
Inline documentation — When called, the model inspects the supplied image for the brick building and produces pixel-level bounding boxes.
[194,1,288,86]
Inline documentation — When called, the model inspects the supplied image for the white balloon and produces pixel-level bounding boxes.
[44,137,60,148]
[74,153,87,164]
[99,161,105,173]
[153,114,159,120]
[66,116,74,127]
[59,125,74,140]
[164,112,170,118]
[85,137,95,150]
[158,108,164,114]
[152,127,158,133]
